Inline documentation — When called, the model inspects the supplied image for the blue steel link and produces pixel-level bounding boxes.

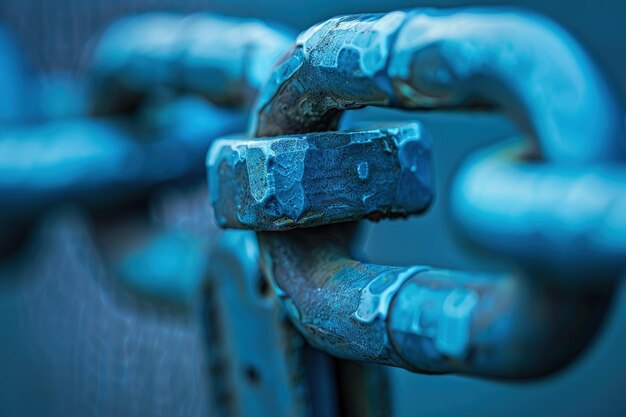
[208,8,624,378]
[208,124,433,230]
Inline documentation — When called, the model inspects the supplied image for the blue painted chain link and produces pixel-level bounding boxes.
[208,8,626,379]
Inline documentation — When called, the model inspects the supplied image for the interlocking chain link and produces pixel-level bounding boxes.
[209,8,625,379]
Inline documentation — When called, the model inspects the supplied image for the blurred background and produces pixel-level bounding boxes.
[0,1,625,417]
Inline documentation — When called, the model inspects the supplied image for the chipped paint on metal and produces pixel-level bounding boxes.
[353,266,426,323]
[390,281,479,359]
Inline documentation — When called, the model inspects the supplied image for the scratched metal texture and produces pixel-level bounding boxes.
[209,124,433,230]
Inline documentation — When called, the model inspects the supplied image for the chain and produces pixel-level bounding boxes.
[208,8,626,379]
[2,6,625,416]
[0,13,290,239]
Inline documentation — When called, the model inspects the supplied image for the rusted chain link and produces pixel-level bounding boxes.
[209,8,625,378]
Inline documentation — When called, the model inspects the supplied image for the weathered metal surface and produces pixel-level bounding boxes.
[255,9,624,162]
[250,6,626,268]
[209,124,433,230]
[388,270,609,378]
[259,226,611,378]
[204,230,311,417]
[258,224,424,368]
[207,7,626,379]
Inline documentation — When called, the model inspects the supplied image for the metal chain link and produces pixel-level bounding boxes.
[208,8,626,379]
[2,5,625,415]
